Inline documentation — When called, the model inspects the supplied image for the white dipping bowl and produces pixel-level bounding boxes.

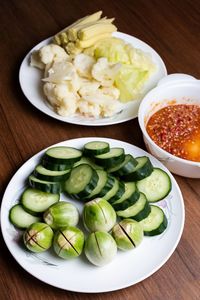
[138,74,200,178]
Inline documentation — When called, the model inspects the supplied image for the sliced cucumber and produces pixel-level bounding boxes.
[43,146,82,165]
[136,168,172,202]
[140,205,168,236]
[34,165,71,182]
[29,175,61,194]
[86,170,108,199]
[64,164,99,199]
[98,175,115,197]
[107,154,138,176]
[95,148,125,168]
[83,141,110,156]
[103,178,120,201]
[73,157,103,170]
[112,182,140,210]
[42,160,71,171]
[9,204,41,229]
[116,193,151,221]
[108,181,125,204]
[122,156,153,181]
[21,188,60,214]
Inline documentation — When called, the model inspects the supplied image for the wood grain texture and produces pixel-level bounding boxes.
[0,0,200,299]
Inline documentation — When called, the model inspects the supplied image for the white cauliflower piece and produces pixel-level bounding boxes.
[43,82,59,106]
[57,97,77,116]
[43,82,78,116]
[92,58,121,87]
[100,86,120,100]
[73,53,95,79]
[101,99,122,117]
[42,61,81,91]
[82,88,118,105]
[44,62,52,78]
[39,44,70,65]
[78,81,100,97]
[78,99,101,118]
[79,88,122,118]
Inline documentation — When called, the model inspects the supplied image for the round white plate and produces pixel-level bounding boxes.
[19,32,167,126]
[1,138,184,292]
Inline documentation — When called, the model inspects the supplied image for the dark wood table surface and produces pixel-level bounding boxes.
[0,0,200,299]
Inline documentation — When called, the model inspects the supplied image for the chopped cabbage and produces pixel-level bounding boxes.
[115,64,148,102]
[94,38,130,64]
[92,37,156,102]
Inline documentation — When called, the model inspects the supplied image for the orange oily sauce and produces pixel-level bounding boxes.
[146,104,200,162]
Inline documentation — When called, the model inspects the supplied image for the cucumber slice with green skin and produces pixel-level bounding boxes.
[86,170,108,199]
[29,175,61,194]
[107,154,138,176]
[108,181,125,204]
[116,193,151,221]
[112,182,140,210]
[64,164,99,199]
[73,157,103,170]
[83,141,110,156]
[98,175,115,198]
[34,165,71,182]
[42,160,71,171]
[9,204,41,229]
[122,156,153,181]
[95,148,125,168]
[21,188,60,214]
[43,147,82,165]
[140,205,168,236]
[136,168,172,202]
[103,178,120,201]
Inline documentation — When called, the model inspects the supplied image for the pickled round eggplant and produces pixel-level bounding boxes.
[23,222,54,253]
[43,201,79,229]
[112,219,143,251]
[83,198,116,232]
[53,226,84,259]
[84,231,117,266]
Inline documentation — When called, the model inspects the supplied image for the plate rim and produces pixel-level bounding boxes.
[0,137,185,292]
[19,32,167,126]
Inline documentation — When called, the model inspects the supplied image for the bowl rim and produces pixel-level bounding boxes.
[138,82,200,167]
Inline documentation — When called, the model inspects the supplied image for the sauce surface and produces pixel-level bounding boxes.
[146,104,200,162]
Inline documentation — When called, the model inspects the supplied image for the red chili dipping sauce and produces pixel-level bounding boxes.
[146,104,200,162]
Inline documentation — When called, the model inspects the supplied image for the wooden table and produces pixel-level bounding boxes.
[0,0,200,299]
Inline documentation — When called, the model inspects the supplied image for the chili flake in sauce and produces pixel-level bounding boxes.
[146,104,200,162]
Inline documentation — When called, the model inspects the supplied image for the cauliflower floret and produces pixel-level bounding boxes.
[101,99,122,117]
[78,81,100,97]
[43,82,59,106]
[78,99,101,118]
[73,53,95,79]
[39,44,70,65]
[100,86,120,100]
[92,57,121,87]
[57,96,77,116]
[43,82,78,116]
[79,87,122,118]
[42,60,81,92]
[43,61,76,82]
[82,88,119,105]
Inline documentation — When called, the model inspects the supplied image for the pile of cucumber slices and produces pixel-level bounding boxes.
[10,140,172,249]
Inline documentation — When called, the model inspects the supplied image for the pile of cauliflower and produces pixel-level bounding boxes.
[31,44,123,118]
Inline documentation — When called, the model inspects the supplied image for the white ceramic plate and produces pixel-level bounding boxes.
[19,32,167,126]
[1,137,184,292]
